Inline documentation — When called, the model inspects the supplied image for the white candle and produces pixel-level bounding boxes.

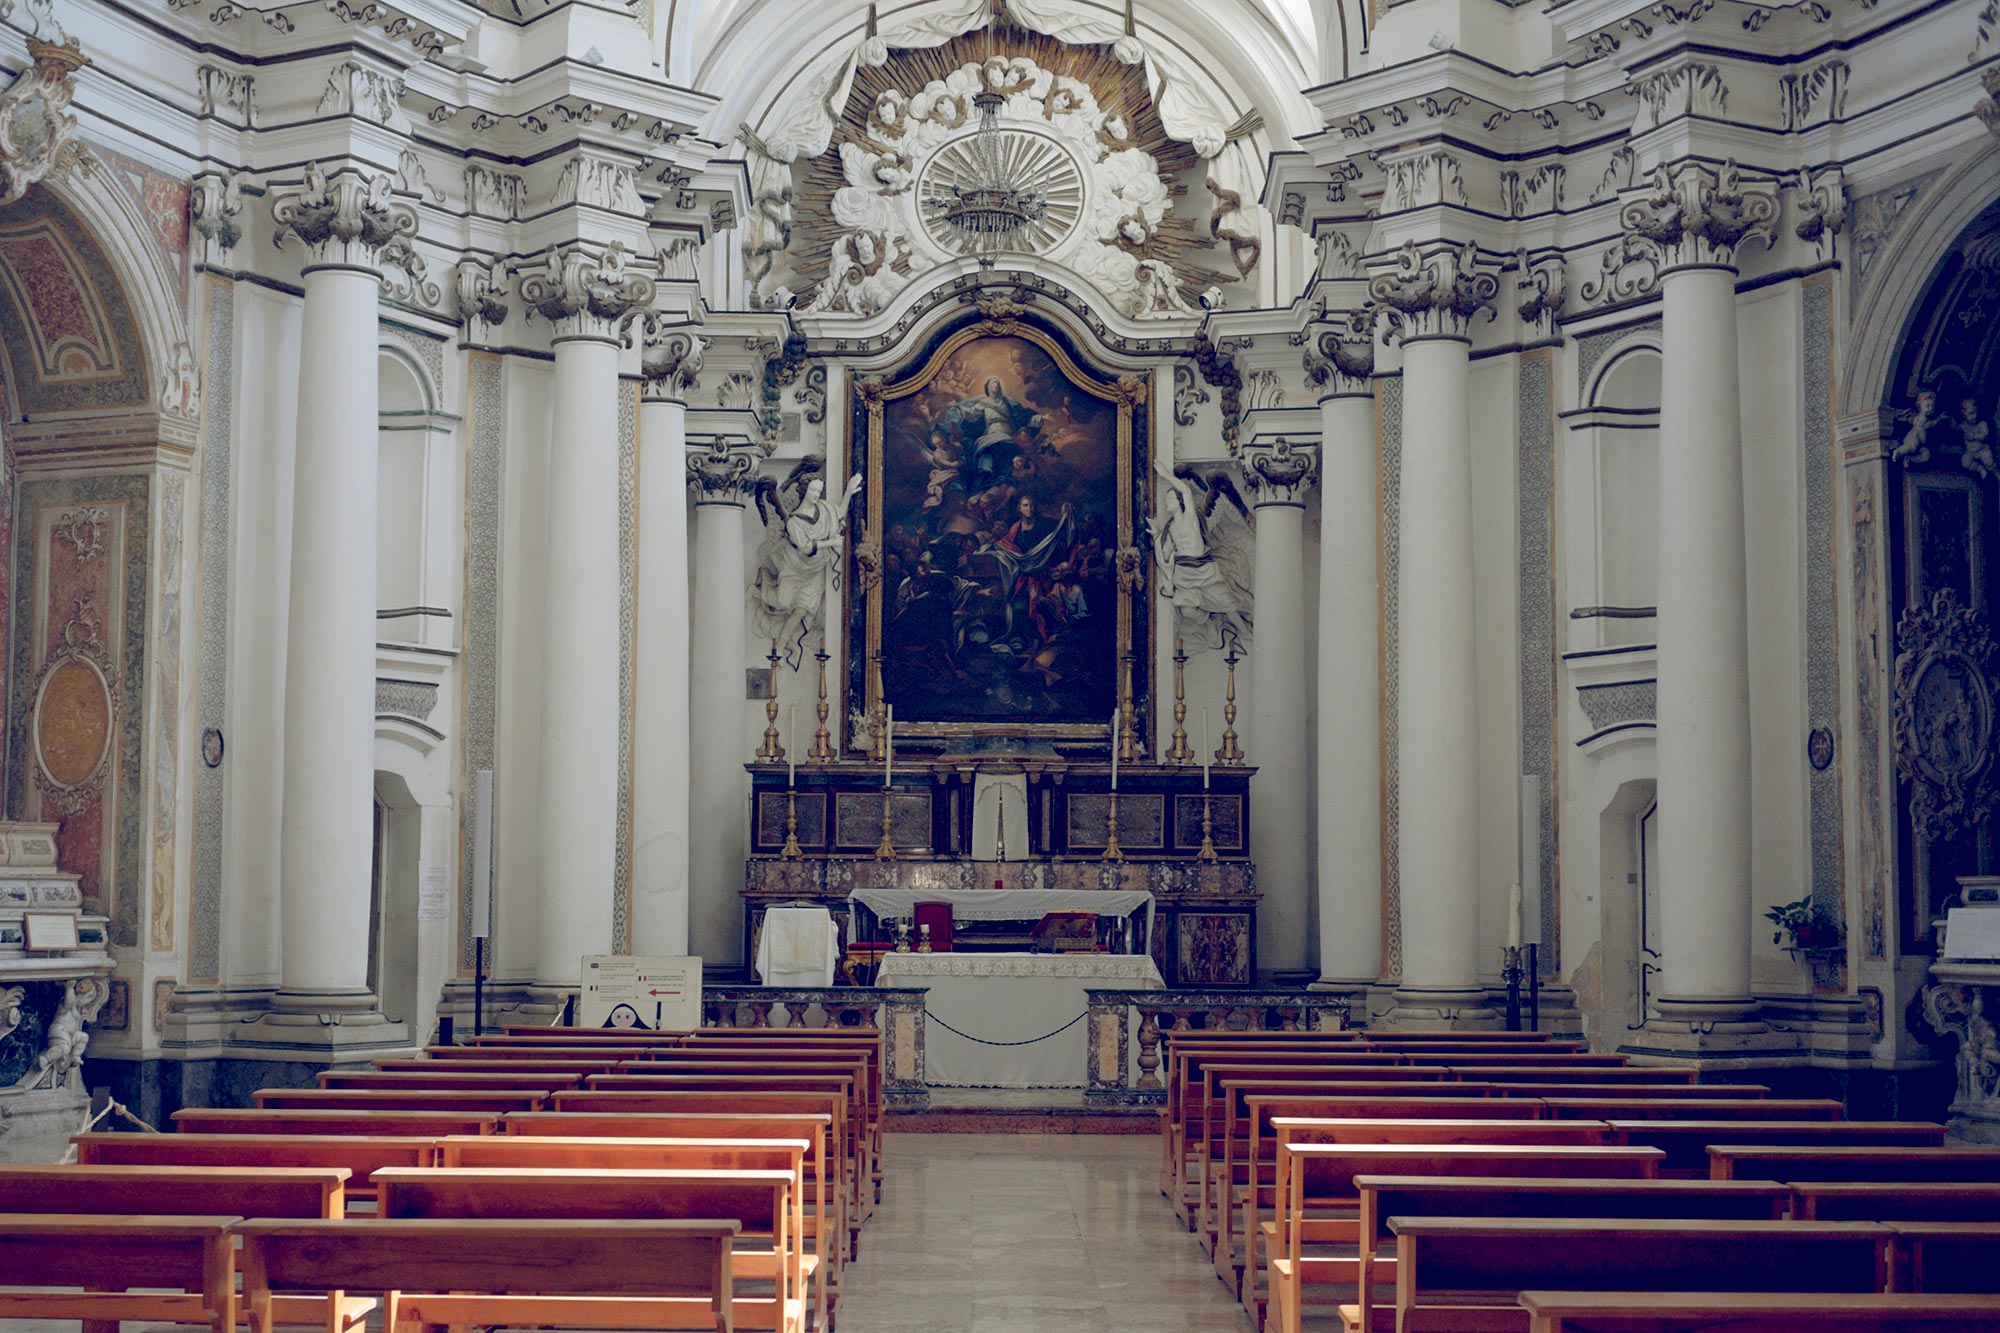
[1507,882,1523,950]
[1110,709,1120,791]
[1202,708,1211,790]
[883,705,894,789]
[788,704,797,787]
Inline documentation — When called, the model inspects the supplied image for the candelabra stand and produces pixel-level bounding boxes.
[1501,944,1525,1032]
[1218,645,1245,765]
[995,785,1007,864]
[1103,790,1124,862]
[918,923,933,953]
[780,787,803,860]
[875,787,897,861]
[869,657,889,764]
[1196,793,1219,863]
[1119,655,1142,765]
[1166,639,1193,764]
[758,641,785,762]
[810,644,836,760]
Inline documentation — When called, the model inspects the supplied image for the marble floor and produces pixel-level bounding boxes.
[839,1133,1254,1333]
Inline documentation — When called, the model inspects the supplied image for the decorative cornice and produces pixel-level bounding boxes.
[517,242,657,343]
[1368,240,1499,344]
[270,162,418,274]
[1240,438,1317,507]
[1298,305,1375,399]
[1618,159,1778,272]
[641,317,705,403]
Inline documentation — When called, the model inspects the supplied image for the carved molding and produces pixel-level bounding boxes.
[0,37,91,207]
[1368,239,1500,343]
[317,60,407,131]
[1299,306,1375,398]
[641,317,705,403]
[516,242,657,342]
[1517,252,1566,337]
[453,258,508,335]
[1619,158,1778,271]
[190,171,244,266]
[687,438,766,504]
[1922,978,2000,1128]
[1579,235,1662,306]
[1893,587,2000,844]
[1240,438,1317,506]
[270,162,418,274]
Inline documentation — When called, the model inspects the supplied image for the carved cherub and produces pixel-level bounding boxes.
[1960,397,1995,480]
[1150,461,1253,651]
[750,456,865,665]
[1891,391,1938,466]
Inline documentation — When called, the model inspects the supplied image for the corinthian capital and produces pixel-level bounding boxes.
[271,162,417,273]
[1300,305,1375,399]
[1619,158,1777,271]
[1367,240,1499,344]
[687,436,766,504]
[641,315,706,402]
[518,242,658,343]
[1241,438,1318,507]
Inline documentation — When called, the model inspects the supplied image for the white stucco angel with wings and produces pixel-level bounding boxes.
[751,456,865,666]
[1150,461,1253,652]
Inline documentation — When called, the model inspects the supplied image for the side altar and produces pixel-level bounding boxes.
[742,760,1259,987]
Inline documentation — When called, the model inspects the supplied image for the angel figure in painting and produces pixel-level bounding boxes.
[1150,461,1253,652]
[751,456,865,666]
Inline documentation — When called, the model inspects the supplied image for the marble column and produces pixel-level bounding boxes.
[688,437,763,965]
[518,245,657,989]
[1244,439,1318,976]
[268,164,415,1024]
[1369,240,1500,1027]
[1306,311,1383,985]
[1620,161,1778,1045]
[632,323,704,956]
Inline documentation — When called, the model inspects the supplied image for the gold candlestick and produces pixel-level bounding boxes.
[1196,792,1219,862]
[1167,638,1193,764]
[995,784,1007,864]
[1218,645,1245,765]
[869,656,889,764]
[810,643,835,760]
[875,787,897,860]
[758,640,785,762]
[1103,789,1124,862]
[780,787,803,859]
[1119,654,1141,765]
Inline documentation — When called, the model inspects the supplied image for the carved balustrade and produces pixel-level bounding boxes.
[1083,988,1351,1104]
[700,984,929,1110]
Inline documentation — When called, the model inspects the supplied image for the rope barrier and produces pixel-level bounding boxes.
[59,1097,161,1163]
[925,1010,1087,1046]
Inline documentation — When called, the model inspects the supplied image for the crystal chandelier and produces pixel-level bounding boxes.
[927,90,1049,247]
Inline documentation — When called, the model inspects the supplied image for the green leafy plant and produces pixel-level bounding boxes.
[1764,895,1840,949]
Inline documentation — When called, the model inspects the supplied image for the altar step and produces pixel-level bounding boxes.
[886,1088,1155,1134]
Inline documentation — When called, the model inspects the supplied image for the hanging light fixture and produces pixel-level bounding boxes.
[926,87,1050,249]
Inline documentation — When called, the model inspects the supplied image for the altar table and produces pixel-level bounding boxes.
[874,951,1164,1088]
[847,886,1156,956]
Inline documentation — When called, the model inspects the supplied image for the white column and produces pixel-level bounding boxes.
[1625,161,1777,1038]
[270,165,414,1021]
[688,438,761,965]
[632,326,702,956]
[1244,439,1317,976]
[1310,317,1382,984]
[519,246,656,989]
[1371,240,1500,1026]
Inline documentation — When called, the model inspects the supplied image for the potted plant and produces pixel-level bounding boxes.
[1765,895,1841,950]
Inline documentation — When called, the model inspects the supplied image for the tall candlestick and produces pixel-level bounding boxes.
[788,705,797,788]
[1507,882,1523,949]
[1168,637,1192,764]
[758,639,784,761]
[1110,709,1120,792]
[883,705,894,789]
[1202,708,1211,790]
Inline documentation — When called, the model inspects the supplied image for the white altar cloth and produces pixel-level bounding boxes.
[875,951,1164,1088]
[847,887,1155,956]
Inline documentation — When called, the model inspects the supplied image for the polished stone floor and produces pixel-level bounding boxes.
[838,1133,1254,1333]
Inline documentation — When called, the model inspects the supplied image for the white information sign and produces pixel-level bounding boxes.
[579,955,703,1032]
[417,864,448,922]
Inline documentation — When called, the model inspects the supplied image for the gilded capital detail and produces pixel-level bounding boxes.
[1300,306,1375,398]
[270,161,417,273]
[1240,438,1318,507]
[1367,239,1499,343]
[518,241,658,343]
[1619,158,1778,271]
[641,315,706,403]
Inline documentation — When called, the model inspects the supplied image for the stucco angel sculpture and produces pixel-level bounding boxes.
[1150,461,1253,651]
[751,456,865,666]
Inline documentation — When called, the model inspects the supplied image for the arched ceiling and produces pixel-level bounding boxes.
[0,188,150,419]
[1888,198,2000,412]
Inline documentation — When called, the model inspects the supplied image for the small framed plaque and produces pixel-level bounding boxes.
[23,911,79,951]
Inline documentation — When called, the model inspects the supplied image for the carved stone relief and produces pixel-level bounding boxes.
[1892,587,2000,844]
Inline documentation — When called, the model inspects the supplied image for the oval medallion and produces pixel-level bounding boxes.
[34,655,111,790]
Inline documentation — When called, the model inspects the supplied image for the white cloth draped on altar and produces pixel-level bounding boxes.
[755,904,840,987]
[874,951,1164,1088]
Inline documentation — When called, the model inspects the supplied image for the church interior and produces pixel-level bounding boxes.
[2,0,2000,1324]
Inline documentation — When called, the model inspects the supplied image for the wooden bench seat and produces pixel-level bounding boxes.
[171,1109,500,1137]
[1388,1217,1892,1333]
[1601,1121,1948,1176]
[0,1214,239,1333]
[1710,1144,2000,1182]
[251,1089,548,1113]
[1542,1097,1840,1121]
[1517,1291,2000,1333]
[74,1132,440,1204]
[1794,1182,2000,1221]
[1888,1221,2000,1293]
[1461,1066,1698,1084]
[372,1166,802,1333]
[236,1217,739,1333]
[322,1070,587,1091]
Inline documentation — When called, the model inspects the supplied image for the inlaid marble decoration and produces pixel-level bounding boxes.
[1380,377,1403,978]
[1517,352,1559,972]
[1171,794,1243,851]
[615,377,638,952]
[151,471,186,953]
[1851,466,1888,960]
[0,192,151,413]
[1068,793,1165,851]
[9,475,150,948]
[1802,278,1845,940]
[460,354,504,970]
[191,278,233,981]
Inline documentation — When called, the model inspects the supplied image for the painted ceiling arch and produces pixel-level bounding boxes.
[0,186,150,418]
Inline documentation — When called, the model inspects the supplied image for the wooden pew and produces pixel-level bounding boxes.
[1796,1182,2000,1220]
[1888,1221,2000,1293]
[373,1166,802,1333]
[72,1132,437,1206]
[1264,1144,1665,1333]
[1464,1066,1698,1084]
[322,1070,587,1091]
[236,1217,738,1333]
[434,1136,829,1331]
[0,1215,238,1333]
[170,1109,500,1137]
[251,1089,548,1113]
[1711,1144,2000,1182]
[1542,1097,1840,1121]
[1518,1291,2000,1333]
[1605,1121,1949,1176]
[1346,1177,1794,1333]
[1388,1218,1892,1333]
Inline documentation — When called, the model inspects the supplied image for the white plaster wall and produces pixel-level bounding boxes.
[1471,355,1522,983]
[218,285,300,989]
[1739,284,1811,995]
